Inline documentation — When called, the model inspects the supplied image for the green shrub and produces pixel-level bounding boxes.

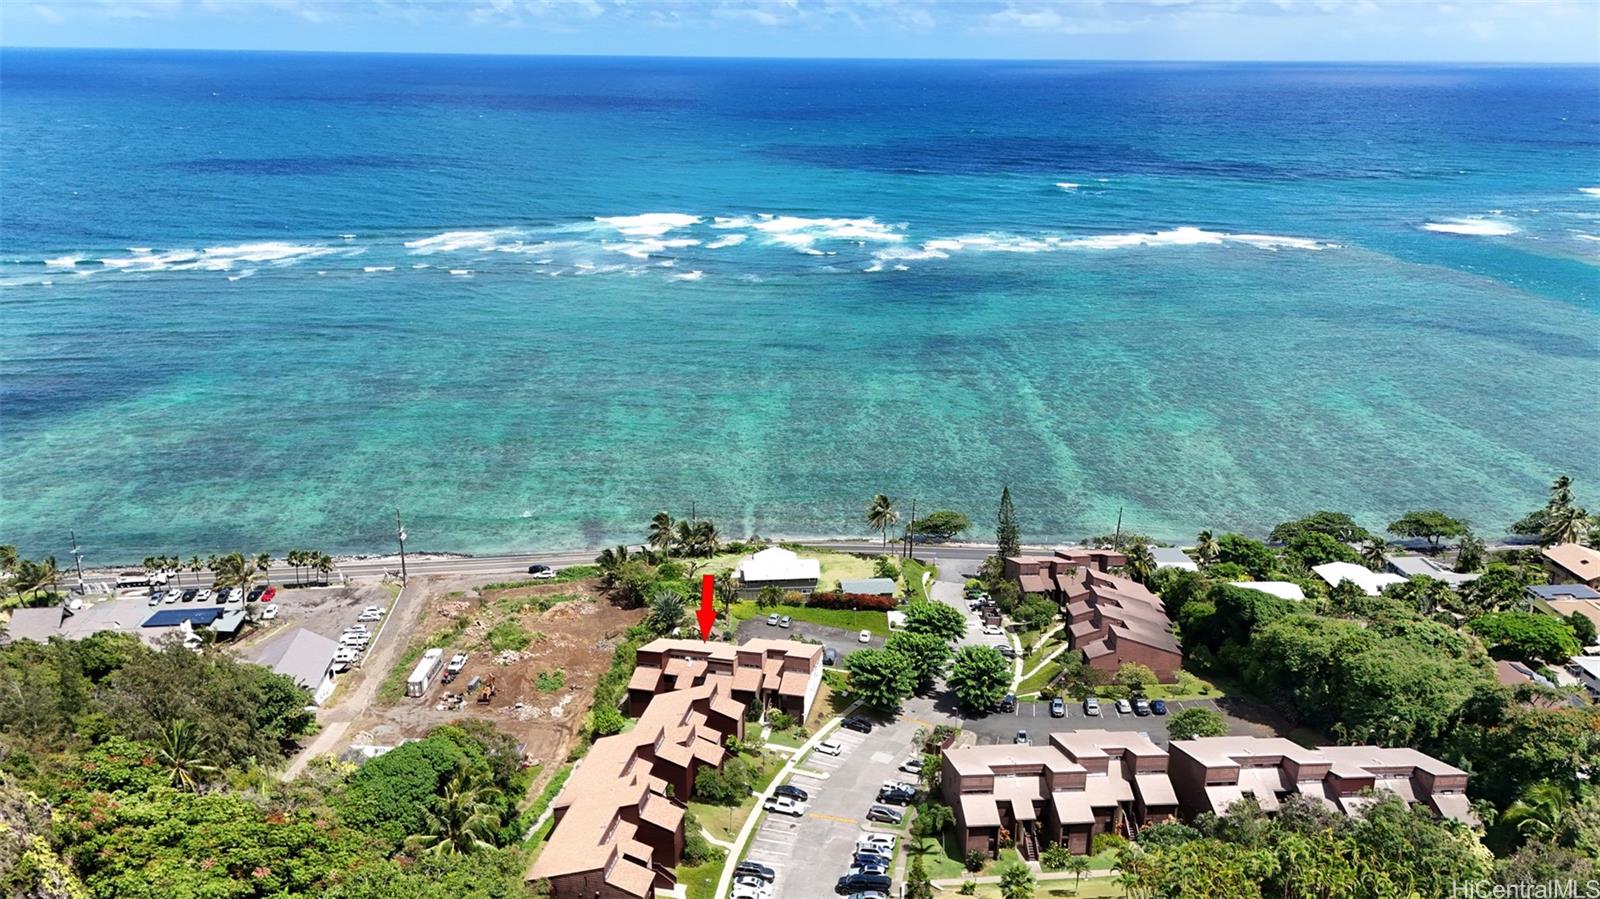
[1091,833,1127,855]
[485,621,536,652]
[767,710,793,730]
[591,705,626,737]
[964,850,987,872]
[535,670,565,692]
[1040,843,1074,871]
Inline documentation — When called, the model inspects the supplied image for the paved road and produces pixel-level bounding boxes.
[71,541,1026,592]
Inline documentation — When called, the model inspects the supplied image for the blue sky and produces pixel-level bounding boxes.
[3,0,1597,63]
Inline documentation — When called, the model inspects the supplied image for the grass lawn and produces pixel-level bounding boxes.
[1142,670,1229,701]
[676,860,721,899]
[729,600,890,636]
[765,728,806,749]
[1023,632,1066,671]
[901,558,937,602]
[1016,660,1063,696]
[687,749,782,843]
[915,832,972,880]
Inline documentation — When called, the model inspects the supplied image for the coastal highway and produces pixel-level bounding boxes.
[70,540,1031,590]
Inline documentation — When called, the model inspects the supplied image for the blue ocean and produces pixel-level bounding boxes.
[1,51,1596,560]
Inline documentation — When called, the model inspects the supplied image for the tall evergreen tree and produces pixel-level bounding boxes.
[996,486,1020,559]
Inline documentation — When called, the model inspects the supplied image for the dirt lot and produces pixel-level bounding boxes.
[344,576,643,766]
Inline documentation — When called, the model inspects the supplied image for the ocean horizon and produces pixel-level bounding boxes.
[2,49,1596,560]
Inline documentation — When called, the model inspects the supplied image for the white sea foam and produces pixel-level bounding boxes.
[44,254,83,268]
[1055,182,1080,191]
[363,265,395,273]
[226,269,255,282]
[1574,233,1600,242]
[340,233,357,240]
[405,229,519,254]
[412,263,430,269]
[669,270,705,281]
[449,268,472,276]
[1581,187,1600,197]
[593,213,700,237]
[1421,218,1518,236]
[705,234,748,249]
[602,237,700,259]
[868,226,1333,267]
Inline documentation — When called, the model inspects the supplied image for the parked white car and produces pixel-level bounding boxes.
[357,609,383,622]
[857,629,871,644]
[762,796,805,817]
[857,833,896,853]
[195,588,213,602]
[260,604,279,620]
[981,624,1004,636]
[816,739,843,756]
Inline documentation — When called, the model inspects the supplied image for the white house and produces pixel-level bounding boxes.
[1230,581,1306,601]
[1152,547,1199,572]
[735,547,821,596]
[1312,562,1406,597]
[1570,656,1600,698]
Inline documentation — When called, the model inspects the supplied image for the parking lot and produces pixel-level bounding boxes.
[960,697,1235,745]
[742,714,921,898]
[734,617,884,660]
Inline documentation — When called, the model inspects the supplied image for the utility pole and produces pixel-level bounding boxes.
[396,510,409,584]
[1113,507,1123,550]
[69,530,85,594]
[905,498,916,560]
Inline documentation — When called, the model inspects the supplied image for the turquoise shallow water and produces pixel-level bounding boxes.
[1,52,1597,560]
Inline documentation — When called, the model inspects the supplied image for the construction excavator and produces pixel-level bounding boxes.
[477,673,497,704]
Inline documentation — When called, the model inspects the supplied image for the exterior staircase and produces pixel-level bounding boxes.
[1019,825,1039,862]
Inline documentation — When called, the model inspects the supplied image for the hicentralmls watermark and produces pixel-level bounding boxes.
[1455,880,1600,899]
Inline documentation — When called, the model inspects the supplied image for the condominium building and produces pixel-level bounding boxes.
[1167,737,1473,823]
[528,666,748,898]
[1007,549,1181,680]
[627,637,824,719]
[940,730,1178,860]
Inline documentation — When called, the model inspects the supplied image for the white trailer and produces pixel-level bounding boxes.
[407,648,444,698]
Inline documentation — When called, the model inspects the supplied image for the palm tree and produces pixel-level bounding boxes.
[254,553,272,586]
[0,545,16,576]
[38,556,60,600]
[997,860,1035,899]
[1123,542,1155,584]
[647,511,676,560]
[675,519,698,557]
[1454,531,1486,573]
[188,556,203,588]
[913,802,954,841]
[157,719,218,793]
[315,552,334,585]
[694,519,720,556]
[1195,530,1218,566]
[1360,536,1389,572]
[1501,782,1570,842]
[1543,504,1590,546]
[867,494,898,551]
[1067,855,1091,892]
[211,552,260,600]
[403,763,503,856]
[595,545,632,586]
[1550,475,1574,510]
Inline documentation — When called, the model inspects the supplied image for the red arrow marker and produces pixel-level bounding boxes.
[696,574,716,641]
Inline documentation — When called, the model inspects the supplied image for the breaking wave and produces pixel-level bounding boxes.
[1421,218,1518,236]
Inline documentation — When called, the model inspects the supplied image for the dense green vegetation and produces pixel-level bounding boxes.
[1152,500,1600,871]
[0,634,537,898]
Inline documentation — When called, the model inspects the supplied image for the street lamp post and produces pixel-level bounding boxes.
[396,510,408,585]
